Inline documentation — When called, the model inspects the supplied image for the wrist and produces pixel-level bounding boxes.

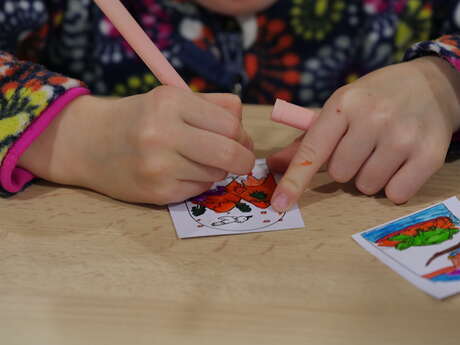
[410,56,460,131]
[18,94,114,188]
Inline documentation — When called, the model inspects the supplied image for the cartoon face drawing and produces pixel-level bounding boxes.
[169,158,305,239]
[186,160,286,231]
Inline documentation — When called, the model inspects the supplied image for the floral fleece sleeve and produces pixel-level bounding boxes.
[405,0,460,71]
[403,0,460,154]
[0,0,88,196]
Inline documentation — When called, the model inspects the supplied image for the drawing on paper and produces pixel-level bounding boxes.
[185,161,286,231]
[352,198,460,298]
[424,242,460,282]
[362,204,460,250]
[168,159,305,239]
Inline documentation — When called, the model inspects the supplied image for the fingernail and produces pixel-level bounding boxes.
[272,192,290,212]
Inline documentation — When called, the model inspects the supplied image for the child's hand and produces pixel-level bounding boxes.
[270,56,460,211]
[19,86,255,205]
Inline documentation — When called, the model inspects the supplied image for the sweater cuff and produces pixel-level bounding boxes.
[0,87,90,193]
[404,35,460,72]
[404,35,460,147]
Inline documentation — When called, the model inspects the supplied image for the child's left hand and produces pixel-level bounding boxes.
[269,56,460,211]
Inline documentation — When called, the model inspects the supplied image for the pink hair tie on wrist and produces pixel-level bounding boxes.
[271,99,316,131]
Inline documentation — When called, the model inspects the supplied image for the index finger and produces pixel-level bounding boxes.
[183,93,253,150]
[199,93,243,121]
[200,93,253,150]
[271,103,348,211]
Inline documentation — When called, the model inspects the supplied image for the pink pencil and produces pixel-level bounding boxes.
[94,0,314,132]
[93,0,189,90]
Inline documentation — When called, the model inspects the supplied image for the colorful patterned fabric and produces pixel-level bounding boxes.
[1,0,460,195]
[0,52,84,196]
[36,0,460,106]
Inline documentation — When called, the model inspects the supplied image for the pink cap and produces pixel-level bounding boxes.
[271,99,316,131]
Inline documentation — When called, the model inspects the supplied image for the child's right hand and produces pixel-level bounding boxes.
[19,86,255,205]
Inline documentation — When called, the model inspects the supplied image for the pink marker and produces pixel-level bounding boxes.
[271,99,317,131]
[95,0,314,132]
[94,0,189,90]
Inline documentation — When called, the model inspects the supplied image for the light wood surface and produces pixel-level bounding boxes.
[0,105,458,345]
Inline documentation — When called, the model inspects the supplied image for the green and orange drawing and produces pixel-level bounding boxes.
[375,217,459,251]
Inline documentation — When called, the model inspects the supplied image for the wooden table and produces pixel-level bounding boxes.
[0,105,458,345]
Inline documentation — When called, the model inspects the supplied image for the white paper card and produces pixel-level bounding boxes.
[353,197,460,299]
[168,159,305,238]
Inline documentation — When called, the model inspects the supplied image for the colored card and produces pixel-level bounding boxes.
[353,197,460,299]
[168,159,305,238]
